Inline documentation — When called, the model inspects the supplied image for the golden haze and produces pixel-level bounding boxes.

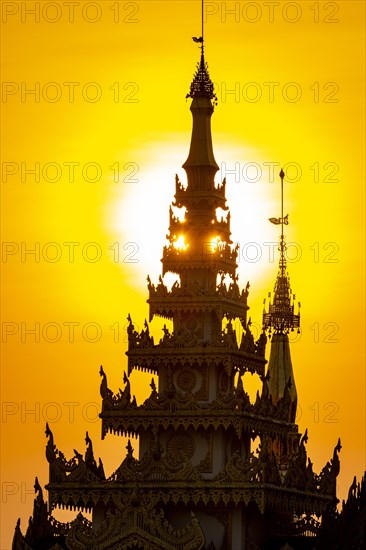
[1,1,365,546]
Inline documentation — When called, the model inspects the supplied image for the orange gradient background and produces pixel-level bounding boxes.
[1,1,365,547]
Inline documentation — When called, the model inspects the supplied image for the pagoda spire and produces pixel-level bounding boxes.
[263,169,300,422]
[12,13,349,548]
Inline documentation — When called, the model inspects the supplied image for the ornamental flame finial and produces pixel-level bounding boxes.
[186,1,217,105]
[186,51,217,105]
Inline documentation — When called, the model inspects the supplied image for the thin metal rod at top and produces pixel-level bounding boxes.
[281,174,284,241]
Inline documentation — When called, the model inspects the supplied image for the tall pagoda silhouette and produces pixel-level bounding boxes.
[13,17,365,550]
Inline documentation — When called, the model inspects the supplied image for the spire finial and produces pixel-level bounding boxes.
[192,0,204,56]
[192,0,204,54]
[279,168,286,276]
[268,169,289,275]
[187,0,217,105]
[263,169,300,334]
[202,0,204,54]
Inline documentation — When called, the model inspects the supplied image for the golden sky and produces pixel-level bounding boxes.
[1,1,365,546]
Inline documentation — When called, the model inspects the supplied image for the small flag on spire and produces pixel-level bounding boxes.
[192,36,203,43]
[269,214,289,225]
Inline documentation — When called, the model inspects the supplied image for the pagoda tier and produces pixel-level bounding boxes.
[147,277,249,324]
[163,187,236,277]
[18,466,366,550]
[100,366,299,441]
[46,481,334,522]
[43,426,340,526]
[13,477,206,550]
[162,243,238,277]
[169,178,231,239]
[126,318,265,377]
[174,175,227,206]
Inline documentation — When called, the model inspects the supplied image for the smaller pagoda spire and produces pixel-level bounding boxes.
[262,170,300,422]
